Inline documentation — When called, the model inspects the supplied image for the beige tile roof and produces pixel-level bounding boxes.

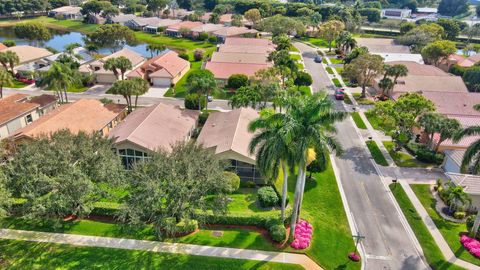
[14,99,125,139]
[356,38,411,54]
[51,5,82,13]
[218,44,274,54]
[447,172,480,195]
[224,37,274,47]
[0,94,38,125]
[103,48,145,67]
[4,45,53,64]
[421,91,480,117]
[127,50,189,79]
[191,23,225,33]
[167,21,203,31]
[109,103,199,152]
[197,108,259,163]
[213,26,257,37]
[205,62,269,79]
[211,52,269,64]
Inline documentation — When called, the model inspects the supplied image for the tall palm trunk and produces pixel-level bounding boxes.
[281,161,288,222]
[135,95,139,109]
[296,166,307,223]
[205,94,209,111]
[0,85,3,98]
[64,87,69,103]
[289,166,305,240]
[471,213,480,238]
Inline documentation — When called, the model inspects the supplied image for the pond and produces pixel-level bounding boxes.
[0,27,151,57]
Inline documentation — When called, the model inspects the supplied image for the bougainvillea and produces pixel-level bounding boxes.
[290,220,313,250]
[460,234,480,258]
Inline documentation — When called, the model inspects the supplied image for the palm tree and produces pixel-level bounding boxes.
[388,64,408,85]
[104,56,133,80]
[279,92,347,239]
[249,109,294,222]
[0,69,14,98]
[186,70,217,111]
[131,77,149,109]
[378,77,394,98]
[108,80,133,112]
[0,51,19,75]
[146,44,166,58]
[336,31,357,54]
[42,63,75,103]
[103,58,120,80]
[453,105,480,174]
[446,186,471,214]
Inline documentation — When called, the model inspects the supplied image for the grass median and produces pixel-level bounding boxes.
[351,112,367,129]
[365,140,388,166]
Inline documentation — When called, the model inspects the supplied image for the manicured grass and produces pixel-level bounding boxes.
[225,188,281,215]
[276,159,359,270]
[290,54,301,61]
[351,112,367,129]
[164,61,201,98]
[0,17,98,34]
[352,93,375,105]
[6,81,30,88]
[365,140,388,166]
[297,85,311,96]
[332,78,342,87]
[0,240,303,270]
[296,62,304,70]
[390,184,466,270]
[343,94,352,105]
[329,58,343,64]
[134,31,215,52]
[301,37,335,48]
[383,141,432,168]
[365,110,394,134]
[322,58,328,64]
[411,184,479,266]
[67,85,88,93]
[325,67,334,74]
[290,45,300,52]
[335,67,344,74]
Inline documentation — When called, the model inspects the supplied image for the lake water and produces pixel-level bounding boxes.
[0,27,151,57]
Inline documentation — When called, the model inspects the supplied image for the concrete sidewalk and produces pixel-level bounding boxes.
[0,229,322,270]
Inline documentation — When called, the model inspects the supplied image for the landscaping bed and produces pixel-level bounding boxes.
[383,141,432,168]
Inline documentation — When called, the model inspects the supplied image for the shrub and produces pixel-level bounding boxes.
[197,32,209,41]
[199,112,209,126]
[227,74,249,89]
[415,148,444,164]
[208,35,218,44]
[269,224,286,242]
[257,186,279,207]
[241,180,256,188]
[193,49,205,61]
[184,93,206,110]
[223,171,240,193]
[178,52,189,61]
[467,215,475,232]
[454,211,466,219]
[449,64,468,76]
[2,40,16,47]
[164,218,198,236]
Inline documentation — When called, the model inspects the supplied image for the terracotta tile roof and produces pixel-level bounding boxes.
[109,103,199,152]
[224,37,274,47]
[205,62,269,79]
[218,44,274,54]
[0,43,7,50]
[103,48,145,67]
[29,94,57,108]
[213,26,257,37]
[421,91,480,117]
[127,50,189,79]
[0,94,38,125]
[3,45,52,64]
[14,99,125,139]
[167,21,203,31]
[190,23,225,33]
[197,108,259,164]
[211,52,269,64]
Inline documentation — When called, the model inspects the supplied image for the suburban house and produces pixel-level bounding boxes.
[439,54,480,72]
[127,50,190,87]
[0,94,57,140]
[143,19,182,34]
[212,27,258,42]
[17,47,94,76]
[381,8,412,19]
[197,108,264,183]
[109,103,199,168]
[200,13,250,27]
[79,48,145,84]
[444,173,480,211]
[3,46,53,66]
[108,14,138,25]
[48,6,83,19]
[190,23,226,37]
[210,52,269,64]
[224,37,274,47]
[375,61,469,97]
[205,62,269,81]
[13,99,126,143]
[217,44,275,54]
[356,38,411,54]
[166,9,194,19]
[125,17,163,31]
[165,21,204,37]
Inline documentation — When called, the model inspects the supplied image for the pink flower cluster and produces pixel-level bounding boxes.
[290,220,313,250]
[460,235,480,258]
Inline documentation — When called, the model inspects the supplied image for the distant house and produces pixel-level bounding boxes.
[109,103,199,168]
[197,108,264,183]
[378,53,424,64]
[143,19,182,34]
[108,14,138,25]
[200,13,249,27]
[3,46,53,66]
[375,61,468,97]
[48,6,83,20]
[439,54,480,72]
[416,7,438,15]
[190,23,226,37]
[381,9,412,19]
[167,9,194,19]
[444,173,480,210]
[224,37,274,47]
[205,62,269,81]
[79,48,145,84]
[217,44,275,54]
[210,52,269,64]
[165,21,203,37]
[13,99,126,142]
[127,50,190,87]
[212,26,258,42]
[0,94,57,140]
[356,38,411,54]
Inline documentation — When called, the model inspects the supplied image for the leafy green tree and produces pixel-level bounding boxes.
[398,23,444,51]
[0,68,13,98]
[249,108,293,222]
[307,153,327,179]
[231,14,243,27]
[64,43,82,55]
[0,51,20,74]
[42,62,76,103]
[244,8,262,26]
[358,8,381,23]
[463,67,480,92]
[335,31,357,54]
[107,78,147,112]
[0,170,12,218]
[318,20,345,52]
[418,113,461,151]
[259,15,306,36]
[187,70,217,111]
[385,64,408,84]
[146,44,166,58]
[477,4,480,17]
[378,77,394,97]
[121,142,228,237]
[2,40,16,47]
[14,22,52,45]
[146,0,168,16]
[343,53,384,98]
[104,56,133,80]
[87,24,137,53]
[400,22,416,35]
[130,77,149,109]
[453,105,480,174]
[272,34,291,51]
[204,0,218,11]
[309,12,322,32]
[438,0,468,17]
[81,0,111,16]
[436,19,461,40]
[209,13,220,24]
[229,85,261,109]
[293,71,312,90]
[446,186,471,213]
[268,50,297,87]
[344,46,368,64]
[5,131,124,220]
[227,74,249,89]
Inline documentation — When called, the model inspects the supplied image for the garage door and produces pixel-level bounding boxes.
[443,156,460,174]
[152,78,171,87]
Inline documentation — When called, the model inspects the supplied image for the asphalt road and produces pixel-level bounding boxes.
[295,42,429,270]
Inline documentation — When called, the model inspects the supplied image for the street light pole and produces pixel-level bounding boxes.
[348,232,365,262]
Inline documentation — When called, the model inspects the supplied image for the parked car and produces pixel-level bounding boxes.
[314,55,322,63]
[207,95,213,102]
[334,89,345,100]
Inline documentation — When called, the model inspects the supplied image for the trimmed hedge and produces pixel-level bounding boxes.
[223,171,240,193]
[198,211,290,229]
[257,187,279,207]
[269,224,286,242]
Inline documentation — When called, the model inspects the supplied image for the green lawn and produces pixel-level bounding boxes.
[290,45,300,52]
[364,110,393,134]
[134,31,215,52]
[325,67,334,74]
[329,58,343,64]
[297,85,311,96]
[296,62,304,70]
[322,58,328,64]
[335,67,344,74]
[332,78,342,87]
[351,112,367,129]
[300,37,335,48]
[0,240,303,270]
[164,61,201,98]
[411,184,479,266]
[366,140,389,166]
[225,188,281,215]
[276,159,359,270]
[352,93,374,105]
[290,54,301,61]
[6,81,30,88]
[0,17,99,34]
[383,141,432,168]
[390,184,466,270]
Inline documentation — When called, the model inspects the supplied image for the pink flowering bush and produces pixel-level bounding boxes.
[290,220,313,250]
[460,234,480,258]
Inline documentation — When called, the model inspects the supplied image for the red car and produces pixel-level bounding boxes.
[334,89,345,100]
